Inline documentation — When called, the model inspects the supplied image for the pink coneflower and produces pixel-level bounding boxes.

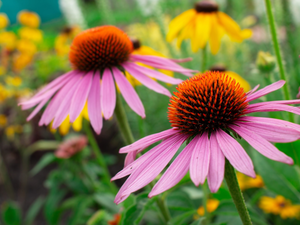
[55,135,87,159]
[19,26,195,134]
[112,71,300,204]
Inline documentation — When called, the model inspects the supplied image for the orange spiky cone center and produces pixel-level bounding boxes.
[69,25,133,71]
[168,71,248,135]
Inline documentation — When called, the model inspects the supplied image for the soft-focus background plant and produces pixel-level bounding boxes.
[1,0,300,224]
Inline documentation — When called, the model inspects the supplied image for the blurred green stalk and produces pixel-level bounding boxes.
[201,45,207,72]
[264,0,294,122]
[0,152,14,199]
[224,160,252,225]
[83,120,118,194]
[95,0,115,24]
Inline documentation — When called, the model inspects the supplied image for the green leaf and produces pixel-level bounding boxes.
[253,150,300,202]
[67,197,94,225]
[87,210,107,225]
[30,153,56,176]
[190,218,205,225]
[276,140,300,166]
[26,140,60,155]
[212,187,231,201]
[1,202,22,225]
[24,197,45,225]
[167,210,196,225]
[166,191,195,211]
[94,193,120,213]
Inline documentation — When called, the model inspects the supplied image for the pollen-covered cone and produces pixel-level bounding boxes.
[112,71,300,204]
[167,0,252,54]
[19,25,196,134]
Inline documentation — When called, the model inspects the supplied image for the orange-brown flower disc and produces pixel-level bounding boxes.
[194,1,219,13]
[168,71,248,135]
[69,26,133,71]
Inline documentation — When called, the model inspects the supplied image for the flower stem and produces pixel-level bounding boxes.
[264,0,294,122]
[202,182,209,225]
[201,45,207,72]
[83,120,118,194]
[224,160,252,225]
[115,93,171,223]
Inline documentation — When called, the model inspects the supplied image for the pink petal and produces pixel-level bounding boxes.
[52,76,83,128]
[124,151,138,167]
[190,132,210,186]
[87,71,103,134]
[117,134,187,201]
[69,71,93,122]
[101,68,116,120]
[250,99,300,106]
[170,57,192,63]
[112,133,181,181]
[247,103,300,115]
[246,84,259,96]
[112,67,145,118]
[39,75,82,126]
[216,129,255,178]
[26,95,52,121]
[149,138,194,197]
[246,80,285,102]
[123,62,171,97]
[229,124,293,165]
[207,132,225,193]
[120,128,178,153]
[126,62,183,84]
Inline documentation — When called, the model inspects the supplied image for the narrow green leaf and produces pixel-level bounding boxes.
[67,197,94,225]
[87,210,106,225]
[94,193,120,213]
[167,210,196,225]
[24,197,45,225]
[30,153,56,176]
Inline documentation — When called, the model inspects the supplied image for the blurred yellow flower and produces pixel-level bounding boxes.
[197,199,220,216]
[167,0,252,54]
[209,65,251,92]
[18,10,40,28]
[237,172,264,191]
[0,84,12,102]
[0,31,17,50]
[50,103,89,135]
[5,125,23,140]
[0,13,9,29]
[259,196,300,219]
[5,76,22,87]
[19,27,43,43]
[0,66,6,76]
[13,53,33,72]
[55,26,80,56]
[16,39,37,55]
[0,114,7,128]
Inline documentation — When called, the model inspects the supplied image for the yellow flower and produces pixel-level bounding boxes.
[167,0,252,54]
[259,196,300,219]
[18,27,43,43]
[50,103,89,135]
[0,13,9,29]
[236,172,264,191]
[209,65,251,92]
[16,39,37,55]
[0,31,17,50]
[0,66,6,76]
[17,10,40,28]
[0,114,7,128]
[55,26,81,56]
[5,125,23,140]
[197,199,220,216]
[13,53,33,72]
[5,76,22,87]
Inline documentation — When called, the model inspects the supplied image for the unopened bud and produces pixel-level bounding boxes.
[256,51,276,73]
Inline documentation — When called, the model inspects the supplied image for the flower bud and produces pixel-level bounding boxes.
[256,51,276,73]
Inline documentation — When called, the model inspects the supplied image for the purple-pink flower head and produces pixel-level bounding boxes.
[19,26,196,134]
[112,71,300,204]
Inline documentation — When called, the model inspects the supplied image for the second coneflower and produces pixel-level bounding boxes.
[167,0,252,54]
[20,25,195,134]
[113,71,300,204]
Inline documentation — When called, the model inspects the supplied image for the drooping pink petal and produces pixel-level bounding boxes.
[149,137,194,197]
[123,63,171,97]
[190,132,210,186]
[216,129,255,178]
[170,57,192,63]
[207,132,225,193]
[235,121,300,143]
[112,133,182,181]
[87,71,102,134]
[69,71,93,122]
[119,128,178,153]
[112,67,145,118]
[246,80,285,102]
[101,68,116,120]
[39,75,82,126]
[26,95,52,121]
[21,89,58,110]
[51,76,83,128]
[124,151,138,167]
[229,124,293,165]
[116,134,187,201]
[246,84,259,96]
[130,54,197,76]
[246,103,300,115]
[126,62,183,84]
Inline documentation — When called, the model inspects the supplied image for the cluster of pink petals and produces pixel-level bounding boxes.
[55,135,88,159]
[112,80,300,204]
[19,55,196,134]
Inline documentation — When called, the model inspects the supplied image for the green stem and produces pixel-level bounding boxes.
[83,120,118,194]
[202,182,209,225]
[264,0,294,122]
[0,151,14,199]
[201,45,207,72]
[115,93,171,223]
[224,160,252,225]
